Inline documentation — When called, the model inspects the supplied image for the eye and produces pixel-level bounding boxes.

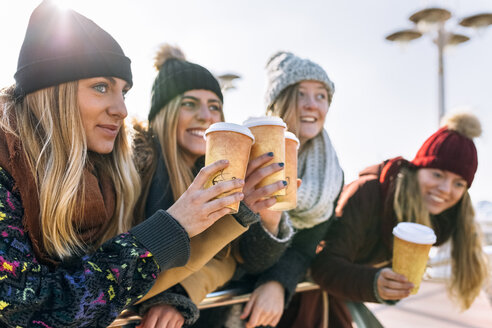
[122,88,129,99]
[298,91,305,97]
[93,83,108,93]
[316,93,326,100]
[181,101,196,109]
[454,180,467,189]
[209,104,221,111]
[432,171,443,179]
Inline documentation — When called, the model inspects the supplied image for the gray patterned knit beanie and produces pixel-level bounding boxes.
[264,51,335,108]
[148,44,223,121]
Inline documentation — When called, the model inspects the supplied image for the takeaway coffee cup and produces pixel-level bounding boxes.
[204,122,255,213]
[392,222,437,294]
[269,131,300,211]
[243,116,287,196]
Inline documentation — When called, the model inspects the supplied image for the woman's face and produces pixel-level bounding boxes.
[417,168,467,215]
[78,77,130,154]
[296,80,330,145]
[177,89,222,164]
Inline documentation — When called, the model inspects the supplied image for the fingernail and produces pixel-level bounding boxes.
[268,152,274,157]
[278,162,284,167]
[282,180,288,186]
[222,159,229,164]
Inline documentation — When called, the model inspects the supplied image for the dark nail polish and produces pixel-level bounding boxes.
[278,162,284,167]
[267,152,274,157]
[282,180,288,186]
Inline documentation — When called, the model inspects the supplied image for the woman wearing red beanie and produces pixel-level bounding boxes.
[289,112,489,327]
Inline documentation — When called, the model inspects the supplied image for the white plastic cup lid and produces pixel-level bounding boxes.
[243,116,287,129]
[392,222,437,245]
[285,131,300,149]
[204,122,255,143]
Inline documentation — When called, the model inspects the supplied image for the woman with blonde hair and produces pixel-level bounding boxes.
[130,45,293,327]
[207,51,344,328]
[0,2,243,327]
[308,112,490,327]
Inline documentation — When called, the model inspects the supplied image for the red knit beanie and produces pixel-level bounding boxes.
[411,112,481,187]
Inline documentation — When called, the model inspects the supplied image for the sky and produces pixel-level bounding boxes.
[1,0,491,202]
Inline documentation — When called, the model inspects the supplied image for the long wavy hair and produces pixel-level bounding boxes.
[394,167,489,309]
[0,83,140,259]
[267,83,301,136]
[152,95,193,200]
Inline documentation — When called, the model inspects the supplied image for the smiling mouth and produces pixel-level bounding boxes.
[300,117,317,123]
[187,129,206,138]
[429,194,445,203]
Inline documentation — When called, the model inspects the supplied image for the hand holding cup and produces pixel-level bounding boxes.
[242,152,287,212]
[392,222,436,295]
[376,268,414,300]
[203,122,255,213]
[269,131,300,211]
[167,159,245,238]
[243,116,287,197]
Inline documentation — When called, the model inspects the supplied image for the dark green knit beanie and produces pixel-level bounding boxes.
[148,45,223,121]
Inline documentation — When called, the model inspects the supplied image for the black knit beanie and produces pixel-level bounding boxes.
[14,0,132,98]
[148,45,223,122]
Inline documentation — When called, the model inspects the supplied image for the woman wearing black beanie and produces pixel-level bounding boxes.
[130,44,293,327]
[0,2,244,327]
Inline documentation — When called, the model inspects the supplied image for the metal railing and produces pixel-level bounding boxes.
[108,281,320,327]
[108,244,492,327]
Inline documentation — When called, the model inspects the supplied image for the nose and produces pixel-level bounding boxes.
[197,103,213,122]
[302,94,319,110]
[108,94,128,119]
[438,177,452,194]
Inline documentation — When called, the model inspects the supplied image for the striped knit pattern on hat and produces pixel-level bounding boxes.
[411,126,477,187]
[411,112,481,187]
[14,0,132,98]
[264,51,335,108]
[149,58,223,121]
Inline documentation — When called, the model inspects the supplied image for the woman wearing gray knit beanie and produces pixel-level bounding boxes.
[194,51,343,328]
[238,51,344,328]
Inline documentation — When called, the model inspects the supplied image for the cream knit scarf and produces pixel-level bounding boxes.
[287,129,343,230]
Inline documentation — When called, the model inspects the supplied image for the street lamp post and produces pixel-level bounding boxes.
[216,73,241,93]
[386,8,492,126]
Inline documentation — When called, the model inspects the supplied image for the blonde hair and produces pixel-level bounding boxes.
[267,83,300,136]
[151,95,194,200]
[393,168,489,309]
[450,192,489,309]
[393,168,431,227]
[148,95,225,201]
[0,83,140,259]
